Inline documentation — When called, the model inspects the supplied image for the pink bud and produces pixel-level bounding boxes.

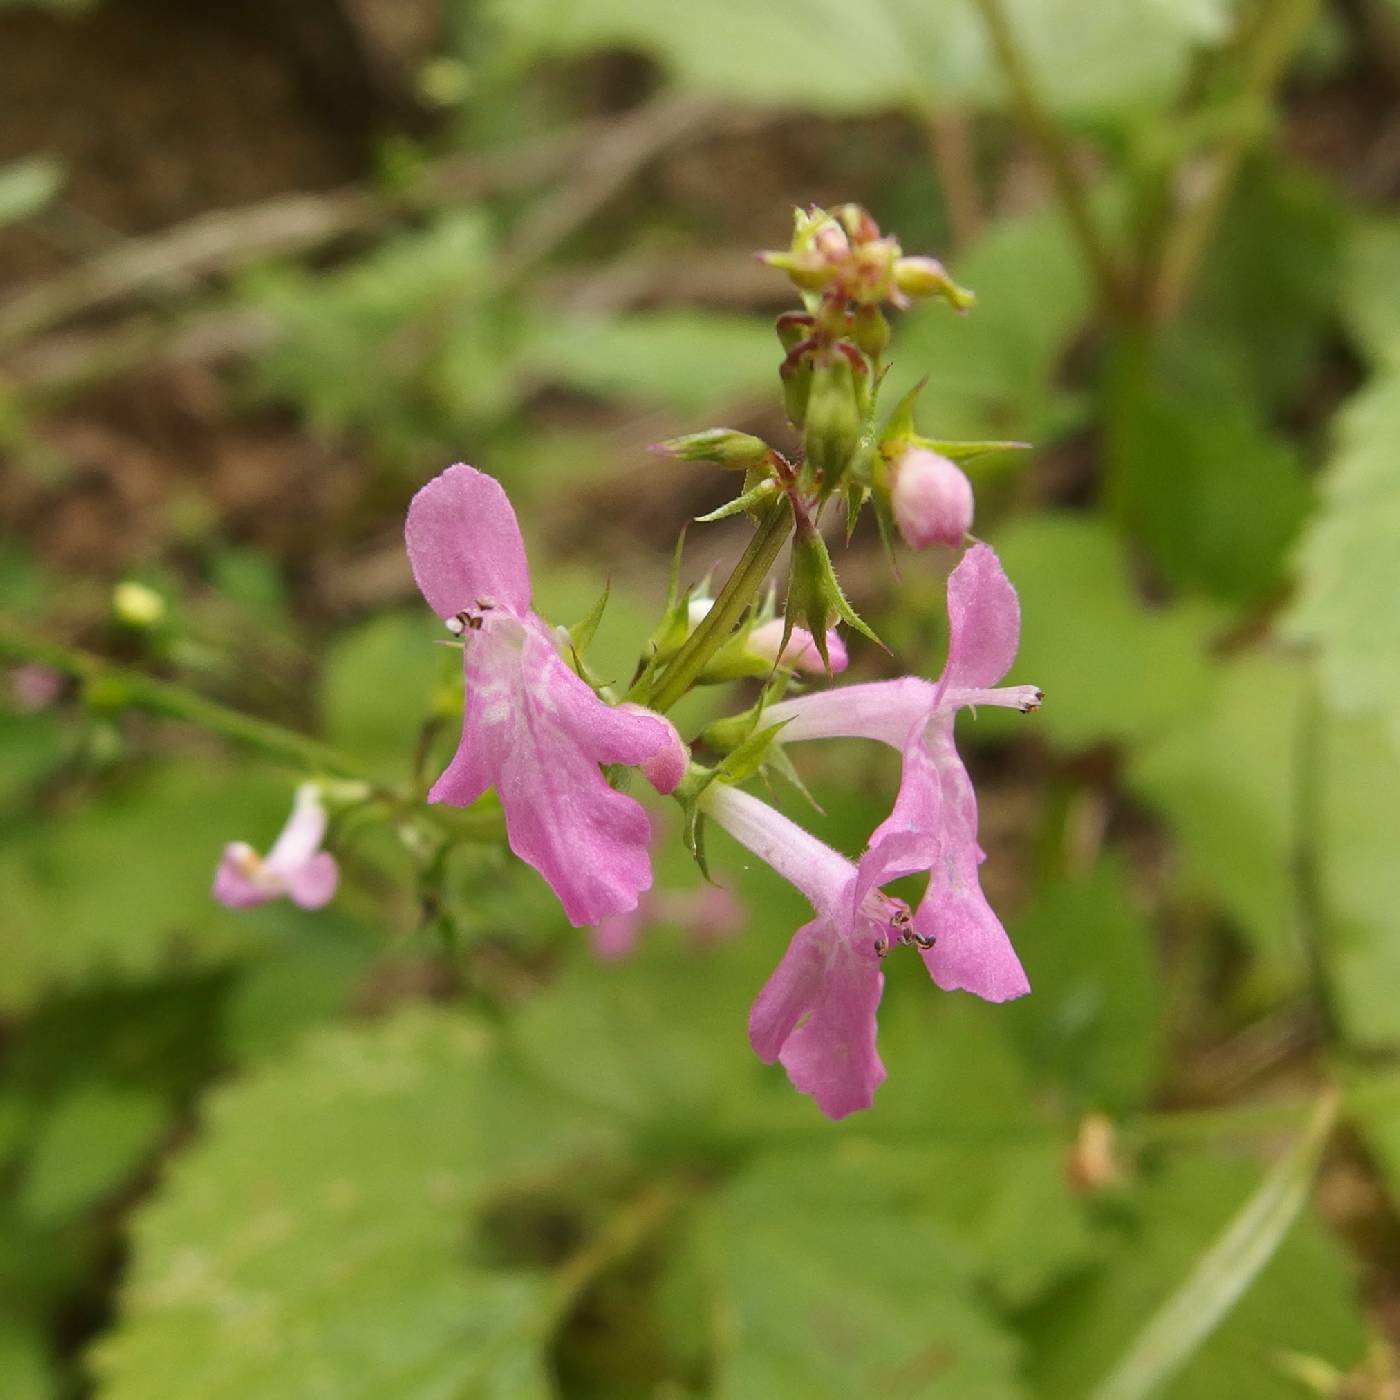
[889,447,973,550]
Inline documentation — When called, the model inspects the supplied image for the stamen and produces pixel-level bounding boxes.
[444,614,466,636]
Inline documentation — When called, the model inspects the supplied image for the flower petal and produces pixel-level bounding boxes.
[285,852,340,909]
[699,783,853,915]
[263,784,329,874]
[749,913,886,1120]
[435,617,656,925]
[855,723,942,907]
[212,843,275,909]
[764,677,935,749]
[405,464,532,620]
[938,542,1021,695]
[746,619,849,674]
[913,719,1029,1002]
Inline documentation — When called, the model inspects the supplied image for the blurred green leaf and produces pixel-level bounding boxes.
[892,209,1090,442]
[988,513,1217,749]
[0,156,64,228]
[1288,368,1400,761]
[1193,161,1344,407]
[246,213,521,465]
[696,1152,1025,1399]
[527,311,774,413]
[1023,1155,1367,1399]
[1347,1070,1400,1211]
[1004,859,1163,1114]
[1108,369,1310,605]
[1314,711,1400,1050]
[1339,217,1400,365]
[1127,652,1307,993]
[19,1083,166,1225]
[0,1323,51,1400]
[490,0,1225,118]
[320,610,443,774]
[90,1008,619,1400]
[1089,1093,1337,1400]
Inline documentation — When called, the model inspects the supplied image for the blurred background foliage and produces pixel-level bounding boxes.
[3,0,1400,1395]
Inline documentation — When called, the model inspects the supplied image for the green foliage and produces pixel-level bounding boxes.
[90,1009,583,1399]
[488,0,1225,118]
[1108,360,1311,605]
[1024,1155,1367,1399]
[893,210,1090,442]
[1004,860,1163,1115]
[1288,367,1400,762]
[1127,652,1308,990]
[989,513,1217,749]
[526,311,774,413]
[697,1155,1023,1398]
[245,214,521,466]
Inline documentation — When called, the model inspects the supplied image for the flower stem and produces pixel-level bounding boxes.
[646,496,793,714]
[0,616,364,778]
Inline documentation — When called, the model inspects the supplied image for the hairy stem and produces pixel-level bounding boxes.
[972,0,1129,318]
[1,617,365,778]
[647,496,793,714]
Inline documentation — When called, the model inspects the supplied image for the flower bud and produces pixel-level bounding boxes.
[893,256,975,311]
[803,354,864,487]
[851,304,890,359]
[746,618,848,674]
[889,447,974,549]
[654,428,770,471]
[112,580,166,629]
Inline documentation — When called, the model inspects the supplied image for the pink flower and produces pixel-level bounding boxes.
[889,446,973,549]
[213,784,339,910]
[406,464,685,926]
[7,663,63,713]
[700,781,921,1119]
[764,543,1038,1003]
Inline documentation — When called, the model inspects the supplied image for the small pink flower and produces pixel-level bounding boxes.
[407,464,685,926]
[746,617,848,674]
[213,784,339,910]
[7,663,63,713]
[764,543,1038,1003]
[889,446,973,549]
[701,781,919,1119]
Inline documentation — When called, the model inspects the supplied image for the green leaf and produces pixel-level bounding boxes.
[696,1152,1025,1399]
[320,610,444,774]
[1107,366,1311,605]
[490,0,1224,118]
[1088,1093,1338,1400]
[1023,1154,1368,1399]
[1126,652,1308,994]
[1288,367,1400,760]
[0,156,63,227]
[19,1083,167,1226]
[1192,160,1344,407]
[1004,859,1163,1114]
[1313,711,1400,1050]
[0,1322,51,1400]
[90,1009,619,1400]
[527,311,774,413]
[988,513,1217,749]
[1339,216,1400,366]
